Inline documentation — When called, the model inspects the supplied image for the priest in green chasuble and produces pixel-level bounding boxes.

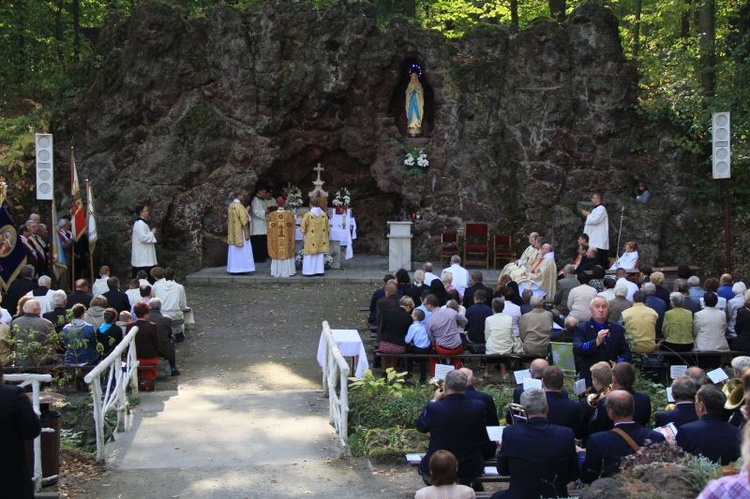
[227,190,254,274]
[300,197,329,276]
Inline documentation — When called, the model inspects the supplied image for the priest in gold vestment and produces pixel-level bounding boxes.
[501,231,540,278]
[227,191,255,274]
[514,242,556,298]
[267,202,296,278]
[300,197,329,276]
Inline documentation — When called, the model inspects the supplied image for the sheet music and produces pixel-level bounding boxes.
[434,364,455,380]
[707,367,729,384]
[486,426,505,442]
[523,378,542,391]
[574,379,587,396]
[670,365,688,379]
[513,369,531,385]
[666,387,674,403]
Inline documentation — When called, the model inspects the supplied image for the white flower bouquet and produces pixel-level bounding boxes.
[333,187,351,207]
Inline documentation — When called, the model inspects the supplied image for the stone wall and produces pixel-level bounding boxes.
[60,0,715,274]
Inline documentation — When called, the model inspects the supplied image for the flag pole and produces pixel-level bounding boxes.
[70,145,76,282]
[87,178,95,283]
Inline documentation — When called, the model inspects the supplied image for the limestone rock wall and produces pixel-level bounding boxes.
[61,0,706,273]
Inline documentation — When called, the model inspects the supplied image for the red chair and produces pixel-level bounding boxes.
[439,232,460,266]
[463,223,489,268]
[493,234,515,268]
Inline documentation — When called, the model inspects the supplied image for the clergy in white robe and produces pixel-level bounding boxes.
[227,192,255,274]
[131,204,158,277]
[152,268,194,330]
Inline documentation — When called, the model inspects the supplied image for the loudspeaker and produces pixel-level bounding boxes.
[712,112,731,180]
[35,133,54,200]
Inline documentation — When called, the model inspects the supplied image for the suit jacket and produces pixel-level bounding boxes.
[465,385,500,427]
[67,290,94,309]
[0,385,42,499]
[148,310,175,363]
[465,303,493,343]
[497,417,579,498]
[676,414,741,465]
[546,391,584,438]
[587,389,652,437]
[654,402,698,429]
[103,289,131,314]
[462,283,491,308]
[6,278,37,317]
[553,275,580,315]
[582,422,665,483]
[417,393,489,482]
[573,319,632,387]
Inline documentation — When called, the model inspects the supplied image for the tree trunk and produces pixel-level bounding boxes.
[633,0,642,57]
[510,0,519,26]
[72,0,80,59]
[698,0,716,95]
[681,0,693,38]
[549,0,566,22]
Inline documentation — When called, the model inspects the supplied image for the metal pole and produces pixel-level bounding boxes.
[724,179,732,272]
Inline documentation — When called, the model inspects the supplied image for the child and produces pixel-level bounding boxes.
[405,309,431,383]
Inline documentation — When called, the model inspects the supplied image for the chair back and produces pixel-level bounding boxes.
[550,341,576,377]
[441,232,458,244]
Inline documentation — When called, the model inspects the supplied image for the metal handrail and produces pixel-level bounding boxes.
[83,326,140,462]
[320,321,350,453]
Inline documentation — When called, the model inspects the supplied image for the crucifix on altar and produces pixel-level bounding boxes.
[308,163,329,211]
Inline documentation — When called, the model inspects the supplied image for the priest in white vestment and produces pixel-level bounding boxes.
[515,243,557,298]
[501,232,539,278]
[227,191,255,274]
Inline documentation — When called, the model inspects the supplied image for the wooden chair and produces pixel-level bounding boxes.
[463,222,489,268]
[493,234,515,269]
[439,231,460,266]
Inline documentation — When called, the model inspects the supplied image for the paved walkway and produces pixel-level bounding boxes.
[81,260,459,498]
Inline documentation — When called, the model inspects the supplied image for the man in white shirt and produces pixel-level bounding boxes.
[615,268,639,302]
[442,255,469,297]
[25,275,55,314]
[91,265,110,297]
[422,262,440,286]
[131,204,158,278]
[567,276,599,322]
[151,267,194,341]
[581,193,609,268]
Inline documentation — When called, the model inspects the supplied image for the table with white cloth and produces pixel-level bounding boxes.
[316,328,369,378]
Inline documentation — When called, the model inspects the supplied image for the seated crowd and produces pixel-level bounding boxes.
[366,237,750,496]
[0,264,190,377]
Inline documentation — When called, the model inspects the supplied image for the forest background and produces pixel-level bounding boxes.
[1,0,749,274]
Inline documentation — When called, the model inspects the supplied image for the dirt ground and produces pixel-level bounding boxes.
[64,282,428,498]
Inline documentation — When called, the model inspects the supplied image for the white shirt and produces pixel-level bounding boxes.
[584,204,609,250]
[131,219,157,267]
[441,264,469,297]
[91,276,109,297]
[125,288,142,307]
[609,250,639,271]
[250,196,267,236]
[424,272,440,286]
[0,307,11,325]
[502,301,522,337]
[25,288,55,315]
[152,278,194,326]
[598,289,617,302]
[616,277,639,302]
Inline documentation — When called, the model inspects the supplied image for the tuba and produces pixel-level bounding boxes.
[723,378,746,410]
[587,384,613,408]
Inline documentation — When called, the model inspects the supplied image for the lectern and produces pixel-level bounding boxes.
[387,221,413,272]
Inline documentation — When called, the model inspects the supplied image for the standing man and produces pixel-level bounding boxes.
[227,190,255,274]
[573,296,632,388]
[416,370,489,486]
[495,388,579,498]
[581,192,609,268]
[442,255,470,298]
[0,365,42,499]
[131,203,157,278]
[249,185,272,263]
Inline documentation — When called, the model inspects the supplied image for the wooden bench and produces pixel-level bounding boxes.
[375,351,543,362]
[407,453,510,488]
[639,349,748,384]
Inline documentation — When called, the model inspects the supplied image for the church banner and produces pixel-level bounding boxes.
[0,188,27,291]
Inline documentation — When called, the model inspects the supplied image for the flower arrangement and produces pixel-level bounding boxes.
[403,145,430,175]
[333,187,351,207]
[286,185,304,209]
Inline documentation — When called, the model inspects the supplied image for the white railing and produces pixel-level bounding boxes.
[84,326,140,463]
[320,321,351,453]
[5,373,54,493]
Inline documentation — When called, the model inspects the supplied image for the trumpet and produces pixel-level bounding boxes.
[587,384,613,408]
[723,378,746,410]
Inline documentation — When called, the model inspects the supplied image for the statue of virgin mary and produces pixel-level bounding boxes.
[405,65,424,137]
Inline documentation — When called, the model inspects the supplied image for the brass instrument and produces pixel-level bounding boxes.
[587,384,613,408]
[508,403,527,424]
[723,378,746,410]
